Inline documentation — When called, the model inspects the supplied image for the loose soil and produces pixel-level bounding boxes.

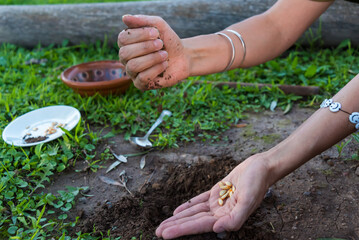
[48,107,359,240]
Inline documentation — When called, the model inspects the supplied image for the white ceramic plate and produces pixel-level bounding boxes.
[2,105,81,147]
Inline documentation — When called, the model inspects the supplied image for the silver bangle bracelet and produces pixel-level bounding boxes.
[225,29,246,67]
[320,98,359,130]
[215,32,236,72]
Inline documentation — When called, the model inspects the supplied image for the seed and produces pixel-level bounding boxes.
[218,182,226,188]
[26,133,31,135]
[49,129,57,134]
[225,181,232,187]
[52,122,58,126]
[26,126,30,129]
[229,189,233,198]
[232,185,236,192]
[33,127,38,131]
[219,190,227,197]
[218,198,224,206]
[220,190,230,200]
[220,185,231,190]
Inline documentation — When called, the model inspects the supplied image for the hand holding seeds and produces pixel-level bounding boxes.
[155,155,272,239]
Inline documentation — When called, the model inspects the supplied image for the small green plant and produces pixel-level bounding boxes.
[335,138,352,157]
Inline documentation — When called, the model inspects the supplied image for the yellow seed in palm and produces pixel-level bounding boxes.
[229,189,233,198]
[219,182,226,188]
[219,190,227,197]
[220,190,230,200]
[220,185,231,190]
[225,181,232,187]
[218,198,224,206]
[232,185,236,192]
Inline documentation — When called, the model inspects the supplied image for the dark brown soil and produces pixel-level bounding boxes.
[76,157,278,240]
[23,135,48,143]
[47,107,359,240]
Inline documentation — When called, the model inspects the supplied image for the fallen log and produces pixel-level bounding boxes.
[192,81,320,96]
[0,0,358,48]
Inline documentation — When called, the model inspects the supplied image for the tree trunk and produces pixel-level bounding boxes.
[0,0,358,48]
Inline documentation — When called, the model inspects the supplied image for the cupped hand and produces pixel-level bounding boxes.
[118,15,190,91]
[155,154,273,239]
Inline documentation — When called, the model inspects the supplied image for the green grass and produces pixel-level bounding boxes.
[0,39,358,239]
[2,0,147,5]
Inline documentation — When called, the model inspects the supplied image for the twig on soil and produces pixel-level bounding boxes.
[139,169,156,192]
[119,170,134,197]
[191,81,320,96]
[99,175,134,197]
[269,221,276,233]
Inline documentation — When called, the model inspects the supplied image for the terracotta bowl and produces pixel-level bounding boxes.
[61,60,132,96]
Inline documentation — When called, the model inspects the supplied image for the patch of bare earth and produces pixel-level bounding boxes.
[48,107,359,239]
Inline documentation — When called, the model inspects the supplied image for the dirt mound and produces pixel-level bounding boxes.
[76,157,278,239]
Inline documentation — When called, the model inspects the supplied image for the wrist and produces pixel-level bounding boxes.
[182,34,232,77]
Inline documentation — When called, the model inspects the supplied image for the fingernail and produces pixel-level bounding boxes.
[149,28,159,38]
[163,60,169,68]
[122,14,132,20]
[159,50,168,60]
[154,39,163,49]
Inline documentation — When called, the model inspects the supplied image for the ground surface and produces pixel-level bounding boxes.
[48,107,359,240]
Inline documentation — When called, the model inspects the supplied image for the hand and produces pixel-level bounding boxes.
[155,154,273,239]
[118,15,190,91]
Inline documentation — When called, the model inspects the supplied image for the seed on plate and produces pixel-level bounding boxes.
[33,127,38,131]
[218,198,224,206]
[219,189,227,197]
[49,128,57,134]
[26,133,31,135]
[26,126,30,129]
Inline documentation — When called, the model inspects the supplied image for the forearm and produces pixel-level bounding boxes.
[265,74,359,185]
[183,0,332,77]
[182,13,286,76]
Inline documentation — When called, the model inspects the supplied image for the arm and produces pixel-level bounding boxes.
[186,0,333,75]
[118,0,333,90]
[155,74,359,239]
[267,74,359,184]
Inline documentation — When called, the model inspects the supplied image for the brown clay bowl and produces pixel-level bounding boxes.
[61,60,132,96]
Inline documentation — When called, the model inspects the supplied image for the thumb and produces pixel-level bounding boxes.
[122,14,167,30]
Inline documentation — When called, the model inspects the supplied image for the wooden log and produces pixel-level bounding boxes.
[0,0,358,48]
[192,81,320,96]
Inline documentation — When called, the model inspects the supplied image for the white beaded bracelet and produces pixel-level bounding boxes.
[215,32,236,72]
[320,98,359,130]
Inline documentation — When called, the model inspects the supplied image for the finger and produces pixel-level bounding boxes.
[132,61,168,91]
[117,27,159,47]
[118,39,164,64]
[173,191,211,215]
[156,211,210,236]
[122,14,166,31]
[156,213,217,239]
[159,202,209,226]
[126,50,168,76]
